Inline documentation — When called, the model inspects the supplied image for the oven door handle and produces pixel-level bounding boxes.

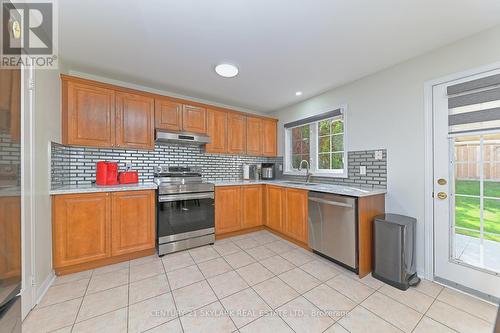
[158,192,214,202]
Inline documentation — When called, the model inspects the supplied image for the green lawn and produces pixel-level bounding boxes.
[455,180,500,242]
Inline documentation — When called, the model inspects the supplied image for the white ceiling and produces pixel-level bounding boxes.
[59,0,500,113]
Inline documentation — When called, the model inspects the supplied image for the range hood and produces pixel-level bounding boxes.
[155,130,211,145]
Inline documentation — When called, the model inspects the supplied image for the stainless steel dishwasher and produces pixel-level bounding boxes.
[308,192,358,271]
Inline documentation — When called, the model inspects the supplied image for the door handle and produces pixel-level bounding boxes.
[308,197,354,208]
[437,192,447,200]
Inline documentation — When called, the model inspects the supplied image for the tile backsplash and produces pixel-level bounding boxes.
[51,142,282,187]
[51,142,387,190]
[0,130,21,186]
[282,149,387,188]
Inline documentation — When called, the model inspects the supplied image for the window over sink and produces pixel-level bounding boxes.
[284,106,347,178]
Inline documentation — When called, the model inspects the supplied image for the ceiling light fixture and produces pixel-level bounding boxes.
[295,91,303,96]
[215,63,239,78]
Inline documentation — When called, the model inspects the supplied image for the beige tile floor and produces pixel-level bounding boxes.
[23,230,498,333]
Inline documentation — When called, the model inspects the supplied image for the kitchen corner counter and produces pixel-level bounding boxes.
[50,182,158,195]
[212,180,386,197]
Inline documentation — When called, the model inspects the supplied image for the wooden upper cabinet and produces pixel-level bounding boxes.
[215,186,241,234]
[182,104,206,134]
[246,117,262,156]
[111,190,155,256]
[63,80,116,147]
[61,75,278,154]
[262,118,277,156]
[283,188,308,243]
[241,185,263,229]
[52,193,111,268]
[115,92,155,150]
[227,113,246,154]
[206,108,227,153]
[266,185,284,232]
[155,98,182,131]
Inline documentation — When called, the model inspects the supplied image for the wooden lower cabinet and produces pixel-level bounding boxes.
[53,193,111,268]
[215,184,308,245]
[265,186,308,243]
[111,191,155,256]
[241,185,263,228]
[52,190,155,274]
[215,186,242,234]
[265,185,285,233]
[0,196,21,280]
[283,188,308,243]
[213,184,384,278]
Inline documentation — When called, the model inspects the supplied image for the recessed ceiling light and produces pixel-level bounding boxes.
[295,91,303,96]
[215,63,239,78]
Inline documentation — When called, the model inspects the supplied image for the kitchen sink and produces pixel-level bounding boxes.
[282,181,319,186]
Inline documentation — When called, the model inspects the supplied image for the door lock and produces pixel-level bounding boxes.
[437,192,447,200]
[437,178,447,185]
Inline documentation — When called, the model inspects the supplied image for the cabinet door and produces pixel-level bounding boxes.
[116,92,155,150]
[246,117,262,156]
[266,186,284,232]
[227,113,246,154]
[155,98,182,131]
[52,193,111,268]
[111,190,155,256]
[215,186,241,234]
[182,104,206,134]
[284,188,308,243]
[241,185,263,228]
[0,197,21,280]
[206,108,227,153]
[262,119,277,157]
[64,80,116,147]
[9,70,20,143]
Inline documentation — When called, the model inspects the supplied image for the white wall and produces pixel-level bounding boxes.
[270,25,500,275]
[32,68,62,298]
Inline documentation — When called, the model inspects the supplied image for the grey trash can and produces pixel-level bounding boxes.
[373,213,420,290]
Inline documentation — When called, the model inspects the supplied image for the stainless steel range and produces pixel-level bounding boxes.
[154,166,215,256]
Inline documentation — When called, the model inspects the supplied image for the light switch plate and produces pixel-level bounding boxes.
[360,166,367,175]
[374,150,383,160]
[279,164,283,171]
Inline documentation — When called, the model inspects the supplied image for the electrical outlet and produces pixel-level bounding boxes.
[360,166,367,175]
[374,150,383,160]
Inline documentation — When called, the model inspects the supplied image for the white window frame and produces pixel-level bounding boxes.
[284,105,348,178]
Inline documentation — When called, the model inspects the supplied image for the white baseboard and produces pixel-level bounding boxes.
[35,270,55,305]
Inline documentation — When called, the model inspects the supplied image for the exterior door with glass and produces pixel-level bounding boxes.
[433,69,500,300]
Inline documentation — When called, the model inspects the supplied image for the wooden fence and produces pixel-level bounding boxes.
[455,144,500,180]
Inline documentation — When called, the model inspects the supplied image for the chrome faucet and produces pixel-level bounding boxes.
[298,160,312,183]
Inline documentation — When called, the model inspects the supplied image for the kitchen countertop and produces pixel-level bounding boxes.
[49,180,387,197]
[0,186,21,197]
[50,182,158,195]
[213,180,387,197]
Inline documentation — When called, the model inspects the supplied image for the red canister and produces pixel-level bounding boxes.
[119,171,139,184]
[96,161,108,185]
[106,162,119,185]
[95,161,119,185]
